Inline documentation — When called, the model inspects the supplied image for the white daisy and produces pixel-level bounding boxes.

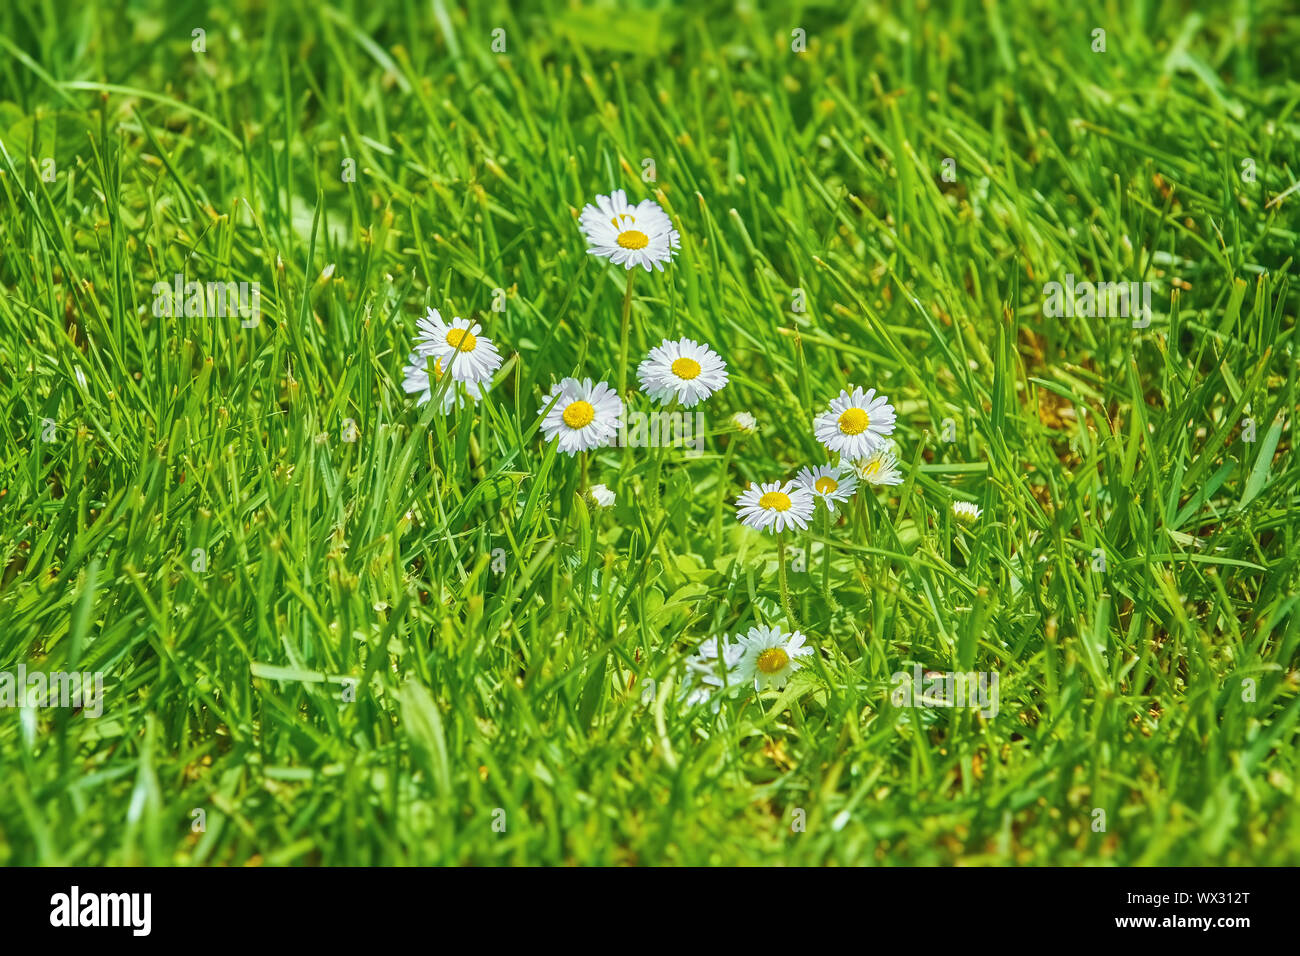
[813,386,896,459]
[538,377,624,455]
[731,411,758,434]
[414,308,503,385]
[795,464,858,512]
[735,479,815,534]
[683,635,745,706]
[579,189,680,272]
[401,351,482,412]
[952,501,982,525]
[734,625,813,692]
[853,446,903,486]
[636,337,728,407]
[681,685,714,709]
[589,483,616,508]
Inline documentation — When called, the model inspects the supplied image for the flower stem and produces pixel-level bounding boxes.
[821,506,832,604]
[648,439,663,513]
[617,268,636,395]
[647,397,676,514]
[711,436,737,554]
[579,451,589,495]
[863,492,876,580]
[853,492,871,589]
[777,532,800,629]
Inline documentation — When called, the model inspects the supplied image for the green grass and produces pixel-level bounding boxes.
[1,0,1298,866]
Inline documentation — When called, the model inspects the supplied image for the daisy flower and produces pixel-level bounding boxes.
[538,377,624,455]
[682,635,745,707]
[813,386,896,459]
[853,446,903,486]
[681,685,715,709]
[414,308,503,385]
[636,337,728,407]
[735,480,815,534]
[952,501,982,525]
[589,483,616,508]
[730,411,758,434]
[734,625,813,692]
[795,464,858,512]
[579,189,680,272]
[401,351,482,412]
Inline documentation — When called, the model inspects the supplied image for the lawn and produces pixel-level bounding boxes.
[1,0,1298,866]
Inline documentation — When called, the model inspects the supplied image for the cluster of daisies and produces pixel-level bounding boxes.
[404,190,728,472]
[401,187,982,708]
[736,386,905,534]
[538,192,728,458]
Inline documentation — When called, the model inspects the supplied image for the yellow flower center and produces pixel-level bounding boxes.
[861,458,880,477]
[446,328,477,352]
[562,400,596,429]
[756,648,789,674]
[838,407,870,435]
[758,491,791,511]
[814,476,838,495]
[671,357,702,380]
[617,230,650,250]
